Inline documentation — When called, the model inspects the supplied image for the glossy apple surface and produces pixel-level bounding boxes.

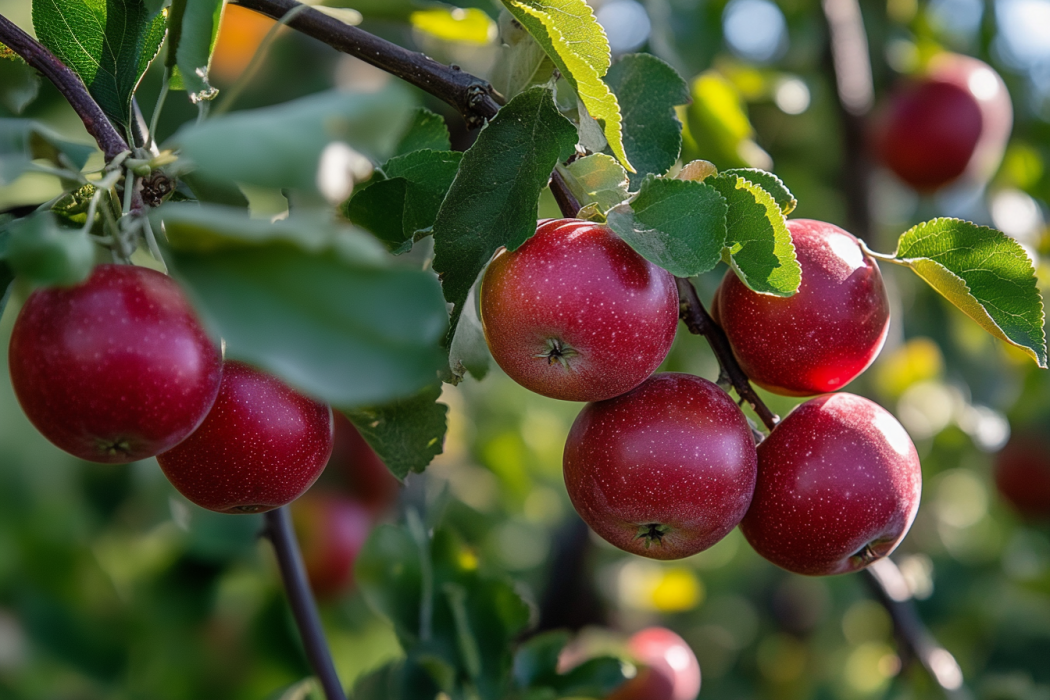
[873,53,1012,192]
[713,219,890,397]
[157,361,334,513]
[741,393,922,576]
[329,412,400,515]
[8,263,223,463]
[481,218,679,402]
[994,432,1050,519]
[563,373,757,560]
[608,627,701,700]
[293,492,373,599]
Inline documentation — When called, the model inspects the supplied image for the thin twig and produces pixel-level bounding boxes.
[0,13,129,160]
[230,0,501,128]
[264,507,347,700]
[674,277,780,431]
[549,170,582,219]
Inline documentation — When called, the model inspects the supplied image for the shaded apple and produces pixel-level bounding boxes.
[292,491,373,599]
[994,431,1050,519]
[328,412,400,515]
[8,264,223,463]
[872,53,1012,192]
[741,393,922,576]
[563,373,757,560]
[481,218,679,402]
[157,361,334,513]
[713,218,890,397]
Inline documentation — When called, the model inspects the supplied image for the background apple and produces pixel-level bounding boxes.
[995,431,1050,519]
[608,627,701,700]
[326,412,400,516]
[8,264,223,463]
[563,373,757,560]
[872,52,1012,192]
[713,219,890,397]
[292,491,373,599]
[741,393,922,576]
[481,218,679,402]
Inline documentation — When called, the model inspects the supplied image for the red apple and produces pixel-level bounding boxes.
[329,412,400,515]
[741,393,922,576]
[994,432,1050,519]
[563,373,757,560]
[713,219,890,397]
[609,627,701,700]
[8,263,223,463]
[157,361,334,513]
[292,492,373,599]
[480,218,679,402]
[872,53,1012,192]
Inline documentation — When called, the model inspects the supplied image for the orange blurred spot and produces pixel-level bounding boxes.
[210,4,278,83]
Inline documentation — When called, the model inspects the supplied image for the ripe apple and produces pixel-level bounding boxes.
[329,412,400,515]
[994,431,1050,519]
[8,263,223,463]
[292,492,373,599]
[481,218,679,402]
[563,373,757,560]
[741,393,922,576]
[608,627,701,700]
[713,218,890,397]
[872,53,1012,192]
[157,361,334,513]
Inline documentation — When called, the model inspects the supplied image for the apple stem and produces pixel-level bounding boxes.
[674,277,781,432]
[263,507,348,700]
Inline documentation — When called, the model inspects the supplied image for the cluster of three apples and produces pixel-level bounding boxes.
[481,217,922,576]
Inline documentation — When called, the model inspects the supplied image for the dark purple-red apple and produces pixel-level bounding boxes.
[872,53,1012,192]
[480,218,679,402]
[741,393,922,576]
[292,491,372,599]
[563,373,757,559]
[713,219,890,397]
[329,412,400,515]
[157,361,333,513]
[994,431,1050,519]
[608,627,701,700]
[8,263,223,463]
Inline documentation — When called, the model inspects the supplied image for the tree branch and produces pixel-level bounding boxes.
[229,0,501,128]
[675,277,780,431]
[0,13,129,161]
[264,507,347,700]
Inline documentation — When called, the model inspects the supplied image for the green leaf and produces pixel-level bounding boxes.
[513,631,570,689]
[395,107,451,156]
[707,172,799,296]
[172,87,415,192]
[447,283,490,383]
[605,175,728,277]
[431,86,576,342]
[605,54,689,187]
[0,119,97,185]
[32,0,166,127]
[490,25,554,102]
[356,524,424,644]
[563,153,629,212]
[723,168,796,214]
[2,212,95,287]
[0,58,41,114]
[158,203,449,407]
[342,383,448,479]
[684,71,768,170]
[344,150,463,253]
[0,260,14,320]
[498,0,630,170]
[554,657,631,697]
[167,0,223,102]
[890,218,1047,367]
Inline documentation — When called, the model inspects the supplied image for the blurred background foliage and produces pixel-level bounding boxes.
[2,0,1050,697]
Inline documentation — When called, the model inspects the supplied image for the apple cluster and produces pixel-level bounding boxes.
[7,264,335,514]
[481,218,923,576]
